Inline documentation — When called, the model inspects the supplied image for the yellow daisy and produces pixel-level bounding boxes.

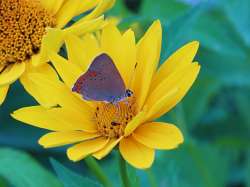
[0,0,115,105]
[12,20,200,169]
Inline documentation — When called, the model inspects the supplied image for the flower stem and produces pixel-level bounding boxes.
[84,156,113,187]
[118,153,132,187]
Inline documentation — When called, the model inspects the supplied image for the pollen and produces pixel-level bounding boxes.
[0,0,55,66]
[94,97,137,138]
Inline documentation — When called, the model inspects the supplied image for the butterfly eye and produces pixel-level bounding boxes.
[126,89,133,97]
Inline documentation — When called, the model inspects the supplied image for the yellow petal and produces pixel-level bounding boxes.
[48,52,82,88]
[11,106,75,131]
[100,24,122,64]
[67,137,109,162]
[40,0,65,15]
[64,16,105,36]
[64,34,100,71]
[133,20,162,110]
[93,137,122,159]
[104,16,121,26]
[20,63,58,107]
[132,122,184,150]
[0,85,9,105]
[124,111,146,137]
[33,28,64,66]
[0,62,25,86]
[55,0,81,28]
[118,29,137,87]
[30,53,47,67]
[20,76,57,107]
[47,107,97,132]
[79,33,101,67]
[11,106,97,132]
[145,88,178,121]
[27,73,94,114]
[101,23,122,55]
[39,131,100,148]
[76,0,115,23]
[74,0,100,16]
[28,62,58,80]
[101,25,136,87]
[147,63,194,105]
[119,137,155,169]
[151,41,199,90]
[147,63,200,120]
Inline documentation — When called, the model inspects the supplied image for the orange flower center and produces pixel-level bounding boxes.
[0,0,55,66]
[94,96,137,138]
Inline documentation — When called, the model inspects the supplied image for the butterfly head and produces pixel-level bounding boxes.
[108,89,133,104]
[125,89,133,98]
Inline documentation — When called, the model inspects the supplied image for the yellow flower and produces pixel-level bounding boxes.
[12,20,200,169]
[0,0,115,105]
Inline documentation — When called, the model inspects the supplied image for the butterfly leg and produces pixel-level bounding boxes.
[103,102,120,121]
[111,102,121,125]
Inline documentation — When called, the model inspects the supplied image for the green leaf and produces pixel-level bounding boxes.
[0,148,62,187]
[198,47,250,86]
[0,82,44,150]
[187,8,247,58]
[0,176,8,187]
[140,0,190,21]
[50,158,101,187]
[247,151,250,187]
[189,87,250,150]
[234,89,250,129]
[145,169,157,187]
[107,0,132,17]
[127,164,140,187]
[153,141,231,187]
[161,3,206,62]
[219,0,250,47]
[182,72,222,129]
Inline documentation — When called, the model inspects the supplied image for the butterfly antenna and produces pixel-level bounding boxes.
[112,102,122,124]
[128,62,138,90]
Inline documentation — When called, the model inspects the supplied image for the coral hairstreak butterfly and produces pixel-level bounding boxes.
[72,53,133,103]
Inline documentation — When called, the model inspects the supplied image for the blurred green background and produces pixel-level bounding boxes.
[0,0,250,187]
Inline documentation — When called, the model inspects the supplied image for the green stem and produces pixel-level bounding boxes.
[84,157,113,187]
[118,154,131,187]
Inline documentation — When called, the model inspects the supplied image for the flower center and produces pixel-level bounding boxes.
[94,96,137,138]
[0,0,55,66]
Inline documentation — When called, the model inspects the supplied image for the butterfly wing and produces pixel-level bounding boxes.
[72,53,126,102]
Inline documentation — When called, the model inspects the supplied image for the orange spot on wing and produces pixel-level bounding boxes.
[89,71,97,77]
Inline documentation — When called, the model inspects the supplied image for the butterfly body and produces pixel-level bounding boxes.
[72,53,132,103]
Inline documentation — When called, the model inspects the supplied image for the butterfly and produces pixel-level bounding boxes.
[72,53,133,103]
